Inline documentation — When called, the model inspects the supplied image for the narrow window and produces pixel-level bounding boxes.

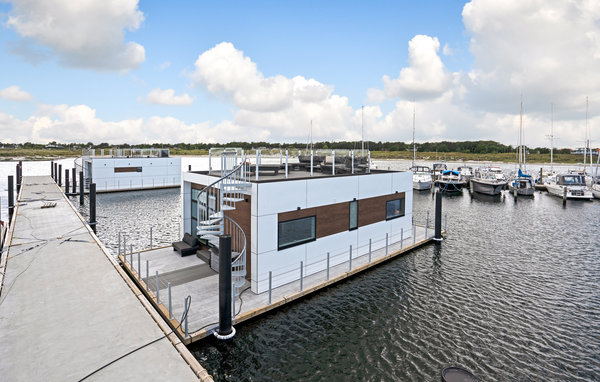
[278,216,316,250]
[385,198,405,220]
[349,200,358,230]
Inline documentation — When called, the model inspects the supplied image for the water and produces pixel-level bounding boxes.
[2,157,600,380]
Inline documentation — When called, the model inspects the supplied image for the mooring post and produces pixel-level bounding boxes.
[64,169,69,194]
[51,161,54,179]
[79,171,84,206]
[89,183,96,233]
[349,245,352,271]
[326,252,330,280]
[54,162,58,182]
[8,175,14,225]
[72,168,76,194]
[215,234,235,340]
[368,238,372,262]
[563,186,567,205]
[434,190,443,242]
[188,164,191,171]
[58,164,62,187]
[15,164,20,193]
[268,271,272,305]
[168,282,172,319]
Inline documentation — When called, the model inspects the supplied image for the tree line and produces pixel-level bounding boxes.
[0,140,581,154]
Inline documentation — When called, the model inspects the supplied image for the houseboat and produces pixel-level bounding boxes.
[76,148,181,192]
[181,148,413,294]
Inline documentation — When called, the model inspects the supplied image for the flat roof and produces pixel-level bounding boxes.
[189,165,401,183]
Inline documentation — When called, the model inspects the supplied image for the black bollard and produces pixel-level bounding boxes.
[16,164,21,193]
[89,183,96,233]
[72,168,76,195]
[188,164,191,171]
[215,234,235,340]
[51,160,54,179]
[79,171,84,206]
[65,169,70,194]
[8,175,14,225]
[58,164,62,187]
[433,190,443,242]
[54,162,58,182]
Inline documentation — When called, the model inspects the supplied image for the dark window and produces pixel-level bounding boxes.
[278,216,316,250]
[386,198,405,220]
[349,200,358,230]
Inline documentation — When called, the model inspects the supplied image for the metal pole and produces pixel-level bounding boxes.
[79,171,84,206]
[401,228,404,249]
[184,297,189,338]
[285,150,289,179]
[300,261,303,291]
[72,168,76,194]
[385,232,388,256]
[413,224,416,244]
[89,183,96,233]
[310,150,313,177]
[434,191,443,242]
[8,175,14,225]
[444,213,447,232]
[150,226,153,249]
[216,235,234,339]
[15,164,20,193]
[425,210,429,238]
[145,260,149,291]
[351,150,354,174]
[155,271,160,303]
[51,160,54,179]
[137,252,141,280]
[268,271,272,305]
[332,151,335,175]
[129,247,133,267]
[349,245,352,270]
[326,252,330,281]
[54,162,58,182]
[168,282,172,319]
[65,168,69,194]
[368,239,372,262]
[58,164,62,186]
[255,150,260,181]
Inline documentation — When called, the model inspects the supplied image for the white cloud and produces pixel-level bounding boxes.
[6,0,145,71]
[443,44,453,56]
[0,85,33,101]
[158,61,171,70]
[380,35,451,101]
[146,88,194,106]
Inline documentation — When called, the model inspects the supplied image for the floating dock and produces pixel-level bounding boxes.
[0,176,211,381]
[119,224,441,345]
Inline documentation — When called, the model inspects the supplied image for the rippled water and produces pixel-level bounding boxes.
[2,158,600,380]
[190,190,600,381]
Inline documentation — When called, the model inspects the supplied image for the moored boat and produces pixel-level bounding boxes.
[471,167,508,196]
[411,165,432,190]
[434,170,463,193]
[546,173,593,200]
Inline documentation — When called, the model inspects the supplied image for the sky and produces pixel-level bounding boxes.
[0,0,599,148]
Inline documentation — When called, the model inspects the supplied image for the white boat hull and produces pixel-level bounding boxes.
[546,184,593,200]
[413,180,432,190]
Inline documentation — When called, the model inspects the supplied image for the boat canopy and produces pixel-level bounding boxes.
[517,169,531,178]
[442,170,460,176]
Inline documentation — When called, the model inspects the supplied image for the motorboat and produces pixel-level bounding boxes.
[546,173,593,200]
[410,165,432,190]
[432,163,447,182]
[471,167,508,196]
[508,169,535,196]
[434,170,463,193]
[591,179,600,199]
[457,166,474,182]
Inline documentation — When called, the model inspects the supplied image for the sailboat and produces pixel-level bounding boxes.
[298,120,325,164]
[409,105,432,190]
[508,97,535,196]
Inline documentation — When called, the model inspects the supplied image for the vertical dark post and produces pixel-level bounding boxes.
[72,168,76,194]
[16,161,22,192]
[89,183,96,233]
[215,234,235,340]
[51,161,54,179]
[58,164,62,186]
[8,175,14,225]
[54,163,58,182]
[16,164,20,193]
[65,169,70,194]
[433,190,443,242]
[188,164,191,171]
[79,171,84,206]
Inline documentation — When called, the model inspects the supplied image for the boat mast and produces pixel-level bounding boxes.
[519,96,523,171]
[361,105,365,157]
[550,102,554,173]
[412,104,416,168]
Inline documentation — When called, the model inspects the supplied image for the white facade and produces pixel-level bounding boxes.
[182,170,413,294]
[88,157,181,192]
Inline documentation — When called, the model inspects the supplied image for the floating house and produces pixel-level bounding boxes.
[77,148,181,192]
[181,148,413,294]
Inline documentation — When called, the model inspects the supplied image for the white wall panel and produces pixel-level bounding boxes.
[306,176,358,207]
[358,173,393,199]
[257,180,307,216]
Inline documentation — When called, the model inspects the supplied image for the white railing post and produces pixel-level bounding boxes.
[137,252,141,281]
[326,252,330,280]
[368,238,372,262]
[285,149,289,179]
[310,150,314,177]
[268,271,272,305]
[349,245,352,270]
[145,260,149,291]
[332,151,336,175]
[300,261,304,291]
[168,282,172,319]
[401,228,404,249]
[385,233,389,256]
[256,150,260,181]
[351,150,354,174]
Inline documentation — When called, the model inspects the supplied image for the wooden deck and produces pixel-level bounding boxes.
[0,176,211,381]
[120,225,442,345]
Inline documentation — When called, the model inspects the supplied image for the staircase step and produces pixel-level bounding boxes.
[198,218,222,226]
[209,211,224,219]
[221,205,236,211]
[222,197,245,203]
[197,230,223,236]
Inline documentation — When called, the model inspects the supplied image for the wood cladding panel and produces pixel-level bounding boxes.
[114,166,142,173]
[358,192,405,228]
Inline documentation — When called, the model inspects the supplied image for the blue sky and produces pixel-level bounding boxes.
[0,1,598,147]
